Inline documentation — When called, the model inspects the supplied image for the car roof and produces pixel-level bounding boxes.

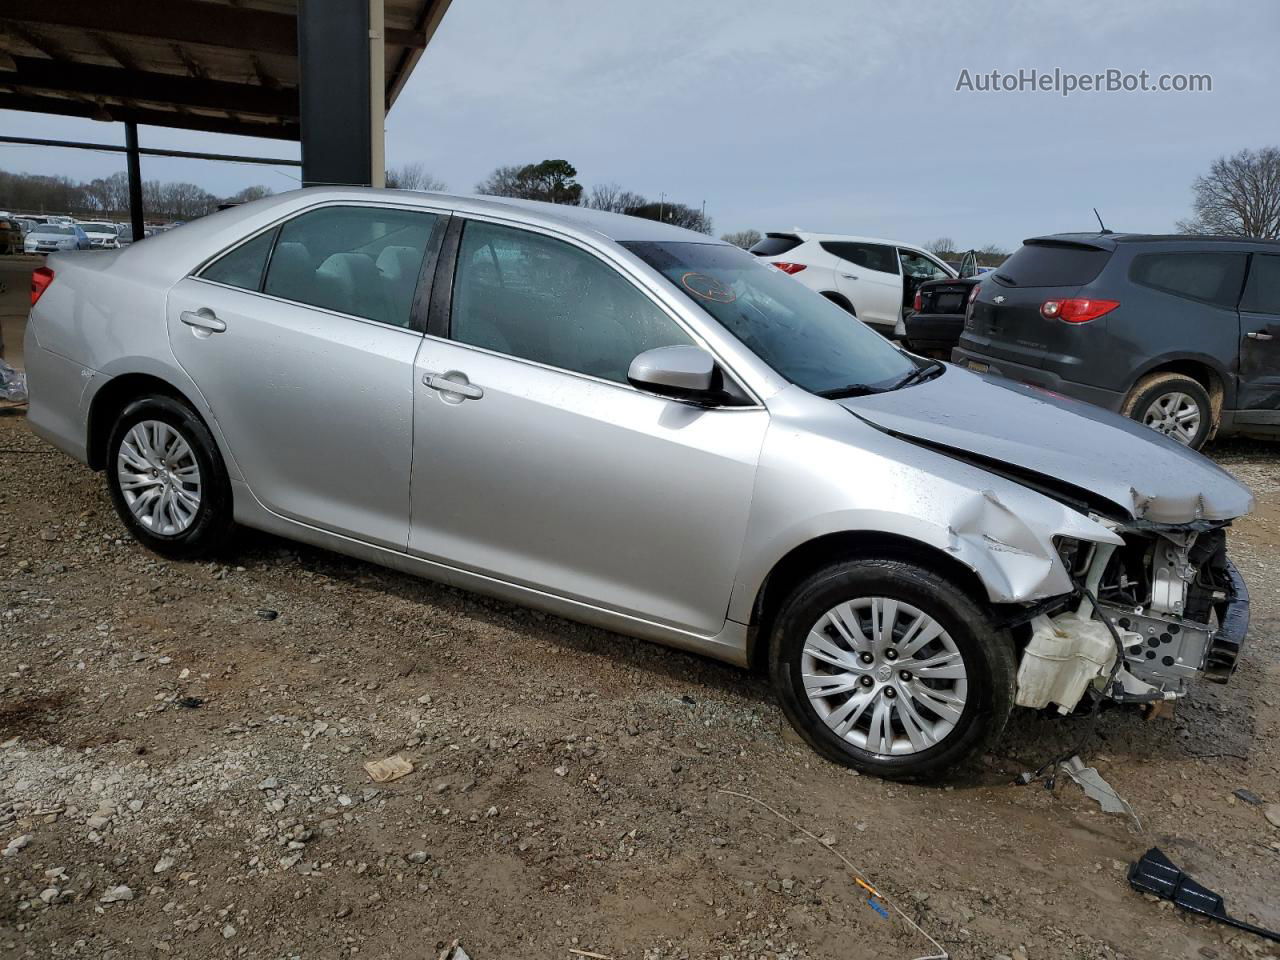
[294,188,722,245]
[764,230,932,252]
[1025,231,1280,251]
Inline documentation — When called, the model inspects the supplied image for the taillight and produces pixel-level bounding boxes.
[1041,298,1119,324]
[912,289,922,312]
[968,283,981,304]
[31,267,55,305]
[770,262,807,275]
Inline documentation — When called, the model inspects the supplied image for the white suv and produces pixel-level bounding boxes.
[750,232,955,335]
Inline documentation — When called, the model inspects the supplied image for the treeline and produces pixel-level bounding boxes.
[0,169,273,222]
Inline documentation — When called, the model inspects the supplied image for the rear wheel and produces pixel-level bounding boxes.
[769,558,1015,780]
[1124,373,1213,449]
[105,394,233,558]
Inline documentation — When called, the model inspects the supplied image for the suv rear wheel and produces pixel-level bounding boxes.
[1123,373,1213,449]
[768,558,1015,780]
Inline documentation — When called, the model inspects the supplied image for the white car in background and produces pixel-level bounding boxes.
[750,231,956,336]
[78,222,122,249]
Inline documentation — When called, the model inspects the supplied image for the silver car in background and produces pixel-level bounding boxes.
[23,188,1254,779]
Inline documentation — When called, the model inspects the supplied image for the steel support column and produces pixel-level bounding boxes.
[124,121,145,242]
[298,0,382,187]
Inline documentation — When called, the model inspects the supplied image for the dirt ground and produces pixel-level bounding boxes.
[1,400,1278,960]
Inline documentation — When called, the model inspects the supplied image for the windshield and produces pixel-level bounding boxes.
[622,240,914,395]
[35,226,75,236]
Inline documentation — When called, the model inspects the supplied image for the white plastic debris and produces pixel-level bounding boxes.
[0,360,26,403]
[1060,755,1142,829]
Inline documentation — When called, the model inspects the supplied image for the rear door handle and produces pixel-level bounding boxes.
[1246,331,1274,341]
[180,309,226,334]
[423,371,483,401]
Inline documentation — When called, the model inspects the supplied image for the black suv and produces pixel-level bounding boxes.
[953,233,1280,449]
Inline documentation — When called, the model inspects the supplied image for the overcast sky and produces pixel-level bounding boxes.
[3,0,1277,248]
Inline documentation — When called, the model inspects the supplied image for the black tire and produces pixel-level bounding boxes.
[105,394,233,559]
[1122,373,1214,450]
[769,558,1015,781]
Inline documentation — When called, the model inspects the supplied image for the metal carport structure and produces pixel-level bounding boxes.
[0,0,453,237]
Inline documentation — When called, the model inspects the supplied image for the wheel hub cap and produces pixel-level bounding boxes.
[801,597,969,757]
[1142,391,1200,445]
[117,420,202,536]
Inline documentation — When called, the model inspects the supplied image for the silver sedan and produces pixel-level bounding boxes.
[23,188,1254,779]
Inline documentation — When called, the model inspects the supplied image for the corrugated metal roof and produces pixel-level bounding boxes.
[0,0,452,140]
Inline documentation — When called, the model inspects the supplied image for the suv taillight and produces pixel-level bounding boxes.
[912,289,922,312]
[968,283,981,304]
[1041,298,1119,323]
[31,266,55,305]
[770,262,806,275]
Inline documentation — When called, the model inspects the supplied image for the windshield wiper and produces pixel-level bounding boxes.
[814,383,884,399]
[889,358,945,391]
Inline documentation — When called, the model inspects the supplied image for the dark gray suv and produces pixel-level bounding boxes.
[953,233,1280,449]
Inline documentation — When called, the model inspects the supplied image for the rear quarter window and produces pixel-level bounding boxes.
[819,241,899,274]
[994,242,1112,287]
[1129,251,1247,308]
[749,234,803,257]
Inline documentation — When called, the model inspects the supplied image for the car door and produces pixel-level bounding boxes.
[408,217,768,635]
[166,203,446,549]
[1237,252,1280,420]
[826,241,903,330]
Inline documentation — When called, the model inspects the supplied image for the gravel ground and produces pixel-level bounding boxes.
[1,406,1278,960]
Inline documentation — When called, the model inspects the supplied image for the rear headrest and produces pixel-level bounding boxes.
[376,245,421,283]
[266,241,314,301]
[316,252,385,322]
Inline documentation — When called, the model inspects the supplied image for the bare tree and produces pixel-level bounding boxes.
[925,237,956,257]
[476,160,582,204]
[385,162,447,192]
[720,229,762,249]
[1177,147,1280,238]
[228,185,274,204]
[586,182,646,214]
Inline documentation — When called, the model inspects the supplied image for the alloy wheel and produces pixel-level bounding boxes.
[116,419,203,536]
[1142,391,1201,445]
[801,597,969,756]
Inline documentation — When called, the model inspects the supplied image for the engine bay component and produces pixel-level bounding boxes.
[1015,613,1119,713]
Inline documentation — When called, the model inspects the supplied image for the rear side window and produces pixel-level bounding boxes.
[262,206,440,328]
[994,242,1111,287]
[200,229,276,291]
[749,233,803,257]
[1129,252,1247,308]
[1241,254,1280,314]
[820,241,899,274]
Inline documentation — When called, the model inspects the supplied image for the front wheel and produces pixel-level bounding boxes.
[769,558,1015,780]
[105,394,233,559]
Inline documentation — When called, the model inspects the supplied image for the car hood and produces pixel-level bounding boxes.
[838,367,1254,524]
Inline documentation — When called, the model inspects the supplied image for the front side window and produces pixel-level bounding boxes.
[899,249,951,281]
[623,241,914,395]
[260,206,440,327]
[1129,251,1247,308]
[1240,254,1280,315]
[451,221,693,383]
[820,241,899,275]
[200,229,276,291]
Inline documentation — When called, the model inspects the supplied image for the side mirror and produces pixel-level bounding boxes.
[958,250,978,279]
[627,345,718,401]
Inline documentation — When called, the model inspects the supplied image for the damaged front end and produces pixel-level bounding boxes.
[1015,521,1250,714]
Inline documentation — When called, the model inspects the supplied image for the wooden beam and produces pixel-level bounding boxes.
[8,55,297,118]
[2,0,427,56]
[0,91,300,141]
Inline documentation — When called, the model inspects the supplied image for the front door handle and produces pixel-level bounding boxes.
[1246,331,1274,341]
[180,309,226,334]
[841,273,859,280]
[423,371,483,401]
